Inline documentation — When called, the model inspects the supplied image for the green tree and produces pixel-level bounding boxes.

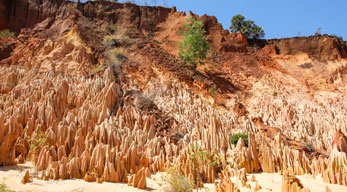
[178,17,210,69]
[231,14,246,33]
[230,14,265,39]
[251,25,265,39]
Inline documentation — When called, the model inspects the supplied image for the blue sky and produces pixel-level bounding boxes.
[79,0,347,40]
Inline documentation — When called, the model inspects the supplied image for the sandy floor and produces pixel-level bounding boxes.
[1,163,347,192]
[0,163,214,192]
[247,173,347,192]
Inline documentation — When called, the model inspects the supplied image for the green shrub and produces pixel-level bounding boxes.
[186,143,221,190]
[0,29,16,39]
[230,133,248,147]
[331,35,346,49]
[28,132,47,164]
[336,36,346,48]
[178,17,210,68]
[230,14,264,39]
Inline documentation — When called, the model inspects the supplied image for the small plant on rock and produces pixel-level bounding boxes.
[229,133,248,147]
[208,86,217,95]
[0,29,16,39]
[336,36,346,48]
[27,132,47,164]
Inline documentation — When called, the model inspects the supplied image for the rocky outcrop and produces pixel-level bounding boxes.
[282,175,304,192]
[332,130,347,154]
[128,167,147,189]
[0,39,15,61]
[254,35,347,60]
[0,0,65,33]
[0,1,346,191]
[21,170,31,184]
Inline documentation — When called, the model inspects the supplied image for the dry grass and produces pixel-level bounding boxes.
[103,25,130,47]
[106,47,127,66]
[109,47,126,56]
[89,64,104,75]
[160,168,193,192]
[103,35,115,46]
[106,24,117,34]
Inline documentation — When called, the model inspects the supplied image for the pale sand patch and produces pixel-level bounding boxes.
[1,163,346,192]
[0,163,214,192]
[244,173,347,192]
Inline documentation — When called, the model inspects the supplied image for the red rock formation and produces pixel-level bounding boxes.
[128,167,147,189]
[0,0,346,191]
[253,35,347,60]
[21,170,31,184]
[282,175,304,192]
[332,130,347,154]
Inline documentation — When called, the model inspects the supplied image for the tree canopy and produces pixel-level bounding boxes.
[178,17,209,68]
[230,14,265,39]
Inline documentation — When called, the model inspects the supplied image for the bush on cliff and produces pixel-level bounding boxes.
[178,17,210,69]
[336,36,346,48]
[0,29,16,39]
[230,14,264,39]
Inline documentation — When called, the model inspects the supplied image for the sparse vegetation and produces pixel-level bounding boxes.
[109,47,126,57]
[27,132,47,164]
[121,34,130,42]
[229,14,264,39]
[333,35,346,48]
[178,17,210,69]
[0,184,14,192]
[0,29,16,39]
[104,35,118,46]
[90,64,105,75]
[230,133,248,147]
[333,163,347,175]
[160,168,194,192]
[103,24,129,46]
[186,143,222,191]
[315,27,322,35]
[103,24,129,67]
[208,86,216,95]
[106,24,117,34]
[0,178,14,192]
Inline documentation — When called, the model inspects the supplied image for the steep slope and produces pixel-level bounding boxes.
[0,0,346,191]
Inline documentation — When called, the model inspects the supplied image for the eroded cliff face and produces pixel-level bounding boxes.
[255,35,347,60]
[0,0,346,191]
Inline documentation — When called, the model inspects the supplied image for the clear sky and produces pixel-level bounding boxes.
[79,0,347,40]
